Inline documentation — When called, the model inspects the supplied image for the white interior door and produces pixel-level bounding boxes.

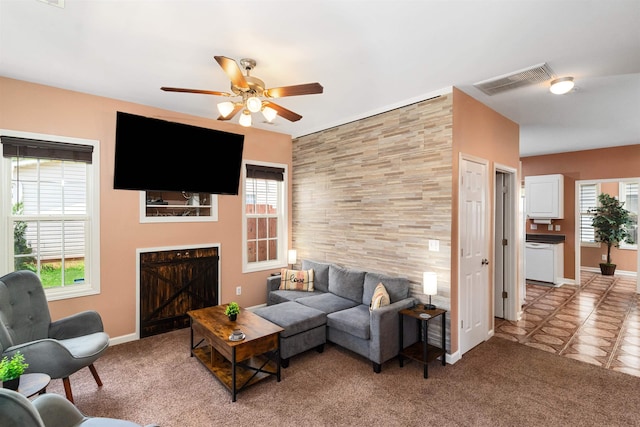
[460,156,489,355]
[494,172,506,318]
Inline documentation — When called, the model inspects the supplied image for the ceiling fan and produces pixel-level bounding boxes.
[161,56,323,127]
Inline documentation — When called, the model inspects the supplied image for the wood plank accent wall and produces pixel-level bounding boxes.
[292,94,454,309]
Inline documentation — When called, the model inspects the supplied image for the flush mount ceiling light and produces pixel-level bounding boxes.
[161,56,323,127]
[549,77,575,95]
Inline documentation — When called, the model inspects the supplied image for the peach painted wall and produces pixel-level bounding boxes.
[0,77,292,339]
[452,87,520,352]
[521,145,640,278]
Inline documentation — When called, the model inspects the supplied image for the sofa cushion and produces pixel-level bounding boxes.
[327,305,370,340]
[363,272,409,305]
[253,301,326,338]
[301,260,331,292]
[329,265,365,303]
[295,292,359,314]
[369,282,390,311]
[268,289,324,306]
[279,269,314,291]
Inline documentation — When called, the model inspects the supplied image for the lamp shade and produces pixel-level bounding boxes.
[238,111,252,127]
[217,101,235,118]
[262,106,277,122]
[549,77,574,95]
[423,272,437,296]
[287,249,297,265]
[246,96,262,113]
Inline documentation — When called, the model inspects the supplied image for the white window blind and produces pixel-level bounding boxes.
[579,183,597,244]
[620,181,638,249]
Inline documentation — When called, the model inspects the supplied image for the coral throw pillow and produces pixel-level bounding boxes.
[279,269,315,291]
[370,282,390,311]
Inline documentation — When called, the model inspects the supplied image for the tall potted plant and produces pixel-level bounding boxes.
[589,193,635,276]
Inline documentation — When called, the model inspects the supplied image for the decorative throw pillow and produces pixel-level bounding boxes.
[370,282,390,312]
[279,269,315,291]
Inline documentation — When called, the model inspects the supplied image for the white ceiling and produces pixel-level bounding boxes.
[1,0,639,157]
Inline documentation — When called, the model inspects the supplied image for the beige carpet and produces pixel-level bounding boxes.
[45,328,640,426]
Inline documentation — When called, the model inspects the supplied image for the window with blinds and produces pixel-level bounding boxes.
[243,162,288,272]
[579,183,598,245]
[619,181,638,249]
[1,132,100,300]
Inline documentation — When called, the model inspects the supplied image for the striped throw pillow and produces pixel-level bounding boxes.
[370,282,390,312]
[279,269,315,291]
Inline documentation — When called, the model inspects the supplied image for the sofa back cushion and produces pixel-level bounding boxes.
[301,260,331,292]
[328,265,365,303]
[363,272,409,305]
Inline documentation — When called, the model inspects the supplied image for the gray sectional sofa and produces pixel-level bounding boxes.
[262,259,417,372]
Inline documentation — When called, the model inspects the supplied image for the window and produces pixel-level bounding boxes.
[0,131,100,300]
[242,162,287,273]
[579,182,599,246]
[619,181,638,250]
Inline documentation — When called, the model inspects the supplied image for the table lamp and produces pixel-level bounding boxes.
[423,272,437,310]
[287,249,297,269]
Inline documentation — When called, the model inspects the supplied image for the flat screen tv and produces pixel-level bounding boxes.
[113,112,244,195]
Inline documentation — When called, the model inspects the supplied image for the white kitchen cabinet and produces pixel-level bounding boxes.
[525,174,564,219]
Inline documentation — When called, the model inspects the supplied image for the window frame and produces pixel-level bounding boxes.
[0,129,101,301]
[619,180,638,250]
[578,182,600,248]
[241,160,288,273]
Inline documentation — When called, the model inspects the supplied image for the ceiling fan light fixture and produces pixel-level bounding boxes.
[246,96,262,113]
[239,110,252,127]
[550,77,575,95]
[262,106,277,122]
[217,101,235,118]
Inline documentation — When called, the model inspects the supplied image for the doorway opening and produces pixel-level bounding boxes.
[494,166,519,321]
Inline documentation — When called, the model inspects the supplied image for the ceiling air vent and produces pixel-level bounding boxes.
[37,0,65,8]
[473,63,555,96]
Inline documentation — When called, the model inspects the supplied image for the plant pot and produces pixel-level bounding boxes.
[2,377,20,391]
[228,314,237,321]
[599,263,616,276]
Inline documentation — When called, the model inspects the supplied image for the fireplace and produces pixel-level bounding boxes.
[138,245,219,338]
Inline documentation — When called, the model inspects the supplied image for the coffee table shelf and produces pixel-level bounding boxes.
[192,346,277,392]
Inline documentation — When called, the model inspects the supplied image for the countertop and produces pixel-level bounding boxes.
[525,234,566,244]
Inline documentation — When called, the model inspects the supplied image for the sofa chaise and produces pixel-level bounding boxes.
[259,259,418,372]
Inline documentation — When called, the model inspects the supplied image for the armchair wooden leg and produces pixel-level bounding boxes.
[62,377,74,403]
[88,363,103,387]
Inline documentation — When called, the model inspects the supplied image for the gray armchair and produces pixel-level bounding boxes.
[0,270,110,403]
[0,388,159,427]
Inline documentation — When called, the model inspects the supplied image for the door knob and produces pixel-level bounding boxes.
[481,258,489,265]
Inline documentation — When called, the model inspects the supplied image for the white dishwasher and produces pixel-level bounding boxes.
[525,242,564,285]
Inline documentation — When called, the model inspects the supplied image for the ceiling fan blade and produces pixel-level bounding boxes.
[265,102,303,122]
[214,56,249,90]
[161,87,232,96]
[264,83,323,98]
[217,103,243,121]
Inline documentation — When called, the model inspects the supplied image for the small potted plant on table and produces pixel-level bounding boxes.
[0,351,29,391]
[225,302,240,321]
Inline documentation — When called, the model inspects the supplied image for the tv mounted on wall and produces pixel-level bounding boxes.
[113,112,245,195]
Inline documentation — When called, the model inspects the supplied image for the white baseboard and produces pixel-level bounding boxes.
[109,332,138,346]
[581,266,637,277]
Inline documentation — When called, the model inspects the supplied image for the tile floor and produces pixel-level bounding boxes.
[494,271,640,377]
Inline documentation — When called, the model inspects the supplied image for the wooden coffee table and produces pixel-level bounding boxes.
[187,305,284,402]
